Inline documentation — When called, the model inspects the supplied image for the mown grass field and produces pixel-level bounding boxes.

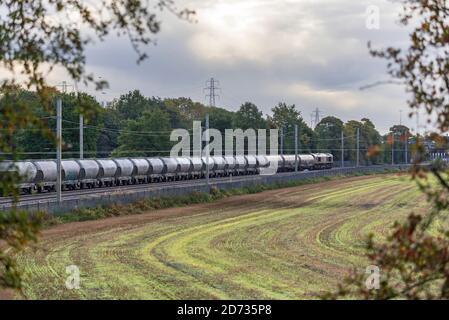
[15,174,432,299]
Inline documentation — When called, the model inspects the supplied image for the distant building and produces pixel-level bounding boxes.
[425,136,449,162]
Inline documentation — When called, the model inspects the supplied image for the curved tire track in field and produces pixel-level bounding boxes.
[17,175,428,299]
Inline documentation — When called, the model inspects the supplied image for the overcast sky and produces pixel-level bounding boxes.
[54,0,422,134]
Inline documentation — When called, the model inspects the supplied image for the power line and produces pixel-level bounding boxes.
[310,108,323,128]
[56,81,74,94]
[204,78,220,107]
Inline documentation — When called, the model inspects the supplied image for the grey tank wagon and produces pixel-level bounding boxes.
[1,153,334,195]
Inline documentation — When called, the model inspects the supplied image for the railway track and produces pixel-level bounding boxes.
[0,165,409,210]
[0,173,270,207]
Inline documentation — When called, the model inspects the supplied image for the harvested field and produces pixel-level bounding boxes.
[14,174,430,299]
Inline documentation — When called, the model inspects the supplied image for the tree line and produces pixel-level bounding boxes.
[4,88,413,165]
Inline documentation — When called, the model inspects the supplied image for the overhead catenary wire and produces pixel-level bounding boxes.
[62,119,191,134]
[0,148,410,155]
[1,119,378,143]
[3,114,410,162]
[188,129,359,143]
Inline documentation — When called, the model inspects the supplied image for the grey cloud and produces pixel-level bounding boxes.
[73,0,416,134]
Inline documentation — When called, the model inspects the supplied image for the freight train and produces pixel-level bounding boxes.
[0,153,333,194]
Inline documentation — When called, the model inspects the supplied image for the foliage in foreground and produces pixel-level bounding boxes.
[0,212,41,289]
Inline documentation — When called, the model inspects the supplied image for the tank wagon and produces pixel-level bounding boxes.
[113,158,134,185]
[159,157,179,181]
[0,161,38,194]
[224,156,236,176]
[95,159,117,186]
[77,160,99,188]
[245,155,258,175]
[255,155,269,174]
[175,157,192,180]
[146,158,164,182]
[211,156,226,177]
[61,160,80,190]
[189,157,203,179]
[0,153,333,194]
[201,157,215,178]
[33,160,58,192]
[234,156,247,175]
[130,159,150,184]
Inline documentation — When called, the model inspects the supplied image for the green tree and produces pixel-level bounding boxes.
[112,108,172,157]
[112,90,152,121]
[0,0,193,289]
[96,106,121,158]
[315,116,344,160]
[383,125,411,165]
[343,120,362,164]
[2,89,51,159]
[164,97,206,125]
[361,118,382,164]
[164,98,235,154]
[209,107,235,132]
[343,119,382,165]
[162,97,191,129]
[209,106,235,153]
[233,102,266,130]
[164,98,234,131]
[270,102,314,154]
[1,90,103,160]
